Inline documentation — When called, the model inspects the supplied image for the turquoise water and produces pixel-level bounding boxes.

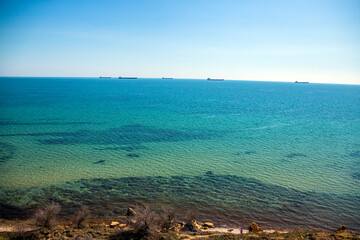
[0,77,359,230]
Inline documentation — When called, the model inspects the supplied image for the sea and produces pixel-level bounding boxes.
[0,77,359,231]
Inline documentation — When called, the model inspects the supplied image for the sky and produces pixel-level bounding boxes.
[0,0,359,84]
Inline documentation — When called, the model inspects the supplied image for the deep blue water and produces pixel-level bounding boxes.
[0,77,359,231]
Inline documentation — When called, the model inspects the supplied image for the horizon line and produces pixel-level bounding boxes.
[0,76,359,85]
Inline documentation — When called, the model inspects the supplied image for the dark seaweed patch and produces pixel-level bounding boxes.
[349,151,360,158]
[244,150,256,155]
[0,174,359,231]
[205,171,213,176]
[0,142,16,164]
[94,145,147,152]
[126,154,140,158]
[120,146,147,152]
[234,151,256,156]
[93,160,106,164]
[285,153,307,159]
[352,172,360,180]
[0,124,215,146]
[0,121,101,126]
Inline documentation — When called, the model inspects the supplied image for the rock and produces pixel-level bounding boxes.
[126,207,136,216]
[202,222,214,229]
[183,220,201,232]
[248,222,263,233]
[336,225,347,232]
[118,223,126,228]
[305,233,316,240]
[169,226,181,232]
[110,221,119,228]
[176,222,185,227]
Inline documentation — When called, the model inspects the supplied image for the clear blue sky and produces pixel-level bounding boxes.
[0,0,359,83]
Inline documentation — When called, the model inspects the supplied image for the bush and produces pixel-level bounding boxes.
[34,202,61,229]
[74,206,90,229]
[110,205,176,240]
[129,205,162,236]
[160,207,176,232]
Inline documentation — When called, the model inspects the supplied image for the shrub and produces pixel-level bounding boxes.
[129,205,162,236]
[74,206,90,229]
[34,202,61,229]
[110,205,175,240]
[160,207,176,232]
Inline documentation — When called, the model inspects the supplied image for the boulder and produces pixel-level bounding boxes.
[183,220,201,232]
[202,222,214,229]
[248,222,263,233]
[336,225,347,232]
[110,221,119,228]
[126,207,136,216]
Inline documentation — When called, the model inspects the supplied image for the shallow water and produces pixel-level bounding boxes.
[0,77,359,230]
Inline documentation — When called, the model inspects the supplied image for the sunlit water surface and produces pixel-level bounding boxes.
[0,78,359,230]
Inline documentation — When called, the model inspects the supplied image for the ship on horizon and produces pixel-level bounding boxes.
[118,76,138,79]
[295,81,309,84]
[207,78,224,81]
[162,77,173,79]
[99,76,111,78]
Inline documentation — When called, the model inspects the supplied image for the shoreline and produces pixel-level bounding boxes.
[0,217,358,240]
[0,205,359,240]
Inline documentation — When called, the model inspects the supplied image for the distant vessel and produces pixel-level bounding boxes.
[207,78,224,81]
[118,77,138,79]
[295,81,309,84]
[99,76,111,78]
[162,77,173,79]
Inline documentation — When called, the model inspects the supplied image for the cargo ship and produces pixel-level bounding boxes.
[118,77,138,79]
[295,81,309,84]
[207,78,224,81]
[99,76,111,78]
[162,77,173,79]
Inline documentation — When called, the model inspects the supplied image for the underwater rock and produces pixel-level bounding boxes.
[248,222,263,233]
[0,142,16,164]
[244,150,256,155]
[93,160,105,164]
[349,151,360,158]
[352,172,360,180]
[126,208,136,216]
[285,153,307,158]
[205,171,213,176]
[336,225,347,232]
